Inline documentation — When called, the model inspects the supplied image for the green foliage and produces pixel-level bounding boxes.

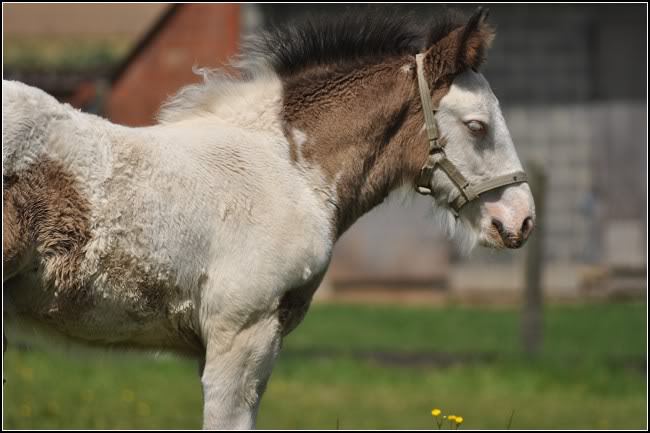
[4,36,131,70]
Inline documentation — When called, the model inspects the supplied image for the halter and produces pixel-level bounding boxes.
[414,53,528,217]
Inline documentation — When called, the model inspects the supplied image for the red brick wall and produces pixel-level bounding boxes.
[108,4,239,126]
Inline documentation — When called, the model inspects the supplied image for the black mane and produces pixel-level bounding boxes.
[244,8,468,76]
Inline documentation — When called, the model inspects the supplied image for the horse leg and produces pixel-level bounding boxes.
[200,313,282,430]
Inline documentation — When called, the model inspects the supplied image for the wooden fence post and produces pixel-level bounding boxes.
[522,162,546,357]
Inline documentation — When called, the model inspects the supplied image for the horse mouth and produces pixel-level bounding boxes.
[479,224,508,249]
[479,236,506,250]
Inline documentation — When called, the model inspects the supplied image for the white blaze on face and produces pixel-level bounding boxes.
[434,70,536,249]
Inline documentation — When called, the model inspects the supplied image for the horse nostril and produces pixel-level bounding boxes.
[491,218,508,244]
[492,218,526,248]
[521,216,534,241]
[492,218,505,235]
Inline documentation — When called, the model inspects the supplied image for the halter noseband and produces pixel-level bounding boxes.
[414,53,528,217]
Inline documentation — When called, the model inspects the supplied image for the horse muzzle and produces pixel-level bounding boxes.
[488,215,535,249]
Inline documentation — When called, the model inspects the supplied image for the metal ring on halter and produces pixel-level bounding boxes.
[414,53,528,216]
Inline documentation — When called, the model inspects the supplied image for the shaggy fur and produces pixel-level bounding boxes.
[3,158,91,291]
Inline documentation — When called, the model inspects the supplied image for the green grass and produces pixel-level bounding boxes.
[3,302,647,429]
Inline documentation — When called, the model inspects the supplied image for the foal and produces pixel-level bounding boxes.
[3,8,534,429]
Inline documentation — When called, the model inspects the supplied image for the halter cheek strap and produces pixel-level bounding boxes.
[414,53,528,216]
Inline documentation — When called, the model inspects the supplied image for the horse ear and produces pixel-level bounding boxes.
[423,7,495,79]
[456,7,495,71]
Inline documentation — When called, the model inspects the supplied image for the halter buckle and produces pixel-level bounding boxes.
[416,164,435,195]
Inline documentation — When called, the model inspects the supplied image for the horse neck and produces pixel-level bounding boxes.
[281,60,427,237]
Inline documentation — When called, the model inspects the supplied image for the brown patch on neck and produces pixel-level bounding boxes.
[3,158,91,292]
[282,58,451,237]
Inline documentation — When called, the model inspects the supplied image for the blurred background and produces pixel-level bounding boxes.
[3,3,647,429]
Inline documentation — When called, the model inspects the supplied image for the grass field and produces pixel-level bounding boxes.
[3,302,647,429]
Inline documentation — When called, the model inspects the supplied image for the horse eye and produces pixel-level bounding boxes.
[466,121,485,134]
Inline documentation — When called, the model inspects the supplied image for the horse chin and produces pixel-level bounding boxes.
[478,232,506,250]
[478,237,505,250]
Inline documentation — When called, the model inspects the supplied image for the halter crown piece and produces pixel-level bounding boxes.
[414,53,528,217]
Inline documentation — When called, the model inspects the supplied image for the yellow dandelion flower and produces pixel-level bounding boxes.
[121,389,136,402]
[455,416,464,424]
[432,408,442,417]
[448,415,457,421]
